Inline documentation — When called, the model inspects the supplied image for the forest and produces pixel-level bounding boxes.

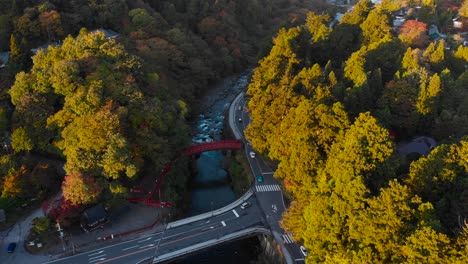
[0,0,334,227]
[245,0,468,262]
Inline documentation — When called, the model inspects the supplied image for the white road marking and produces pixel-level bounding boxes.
[89,254,106,260]
[282,234,295,244]
[256,184,281,192]
[89,258,106,263]
[88,250,104,256]
[139,243,155,249]
[122,245,139,251]
[261,172,274,175]
[232,209,239,217]
[137,237,151,243]
[221,221,226,227]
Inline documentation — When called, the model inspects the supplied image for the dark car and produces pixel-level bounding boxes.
[7,242,16,253]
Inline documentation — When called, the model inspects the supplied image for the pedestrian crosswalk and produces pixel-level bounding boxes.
[282,234,295,244]
[255,184,281,192]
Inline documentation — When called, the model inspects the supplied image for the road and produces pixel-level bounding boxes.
[45,196,265,264]
[235,94,307,263]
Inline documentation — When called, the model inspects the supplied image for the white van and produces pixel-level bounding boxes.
[240,202,251,209]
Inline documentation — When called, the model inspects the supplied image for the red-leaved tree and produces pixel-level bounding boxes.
[399,20,429,48]
[48,197,86,227]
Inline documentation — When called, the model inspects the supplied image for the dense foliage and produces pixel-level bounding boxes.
[246,0,468,262]
[1,0,331,208]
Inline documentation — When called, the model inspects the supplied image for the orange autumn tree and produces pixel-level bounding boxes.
[399,20,429,48]
[62,171,102,205]
[1,166,28,198]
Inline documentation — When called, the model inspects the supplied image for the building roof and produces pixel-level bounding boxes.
[82,204,108,226]
[393,17,405,27]
[0,52,9,67]
[397,136,437,157]
[428,24,447,39]
[90,28,119,40]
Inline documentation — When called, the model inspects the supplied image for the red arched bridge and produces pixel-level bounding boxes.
[127,140,243,207]
[182,140,243,155]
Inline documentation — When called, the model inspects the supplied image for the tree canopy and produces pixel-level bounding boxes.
[8,30,189,199]
[246,2,468,262]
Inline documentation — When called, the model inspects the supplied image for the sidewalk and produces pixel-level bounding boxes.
[0,200,168,264]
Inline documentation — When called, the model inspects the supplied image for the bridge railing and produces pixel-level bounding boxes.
[153,227,271,263]
[166,186,254,229]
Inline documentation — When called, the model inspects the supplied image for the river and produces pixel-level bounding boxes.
[173,72,263,263]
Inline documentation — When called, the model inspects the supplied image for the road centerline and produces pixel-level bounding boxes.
[232,209,239,217]
[122,245,139,251]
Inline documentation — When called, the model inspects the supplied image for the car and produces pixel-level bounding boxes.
[240,202,251,209]
[238,118,242,122]
[238,106,242,111]
[249,151,255,158]
[7,242,16,253]
[300,246,308,257]
[257,175,264,183]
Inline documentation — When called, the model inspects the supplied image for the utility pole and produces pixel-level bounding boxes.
[154,218,168,262]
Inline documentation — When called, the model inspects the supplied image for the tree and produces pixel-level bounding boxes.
[340,0,373,25]
[360,9,392,45]
[375,79,420,136]
[9,34,20,60]
[62,171,102,205]
[401,47,420,74]
[305,12,331,42]
[454,45,468,62]
[416,73,442,115]
[294,113,395,261]
[344,46,368,87]
[350,180,418,262]
[399,20,429,48]
[1,165,27,198]
[423,40,446,71]
[39,10,63,41]
[328,23,362,64]
[32,217,51,235]
[401,226,451,263]
[245,27,305,153]
[128,8,156,29]
[48,197,85,226]
[459,0,468,18]
[11,127,33,152]
[58,101,137,179]
[30,162,60,195]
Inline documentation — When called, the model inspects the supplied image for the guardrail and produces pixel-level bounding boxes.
[153,227,271,263]
[166,186,254,229]
[228,92,244,140]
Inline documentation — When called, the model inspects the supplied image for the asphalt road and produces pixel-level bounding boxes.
[237,97,307,263]
[44,196,264,264]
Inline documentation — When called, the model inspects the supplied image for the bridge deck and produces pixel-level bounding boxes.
[182,140,243,156]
